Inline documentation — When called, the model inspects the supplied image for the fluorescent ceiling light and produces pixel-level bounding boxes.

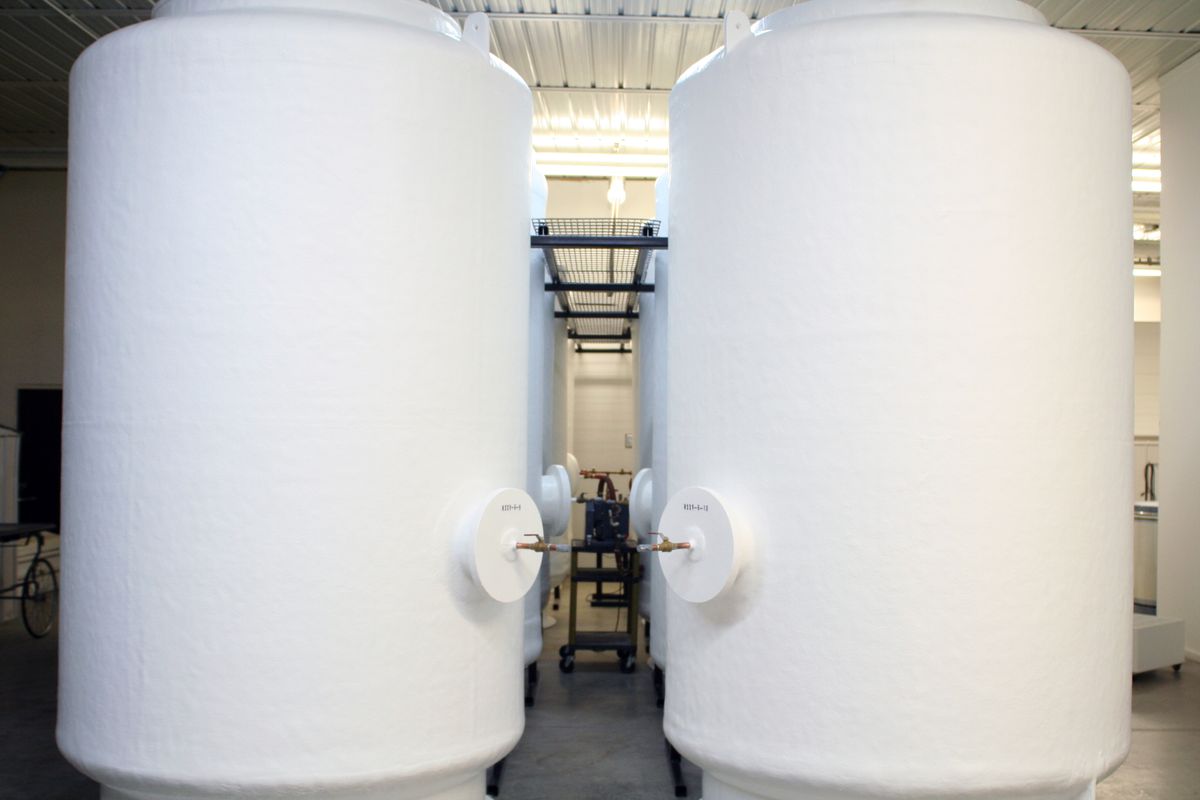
[1133,268,1162,277]
[1133,151,1161,168]
[537,163,668,178]
[534,149,668,178]
[532,134,669,153]
[536,151,669,166]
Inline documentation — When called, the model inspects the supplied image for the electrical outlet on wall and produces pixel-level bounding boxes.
[625,433,633,449]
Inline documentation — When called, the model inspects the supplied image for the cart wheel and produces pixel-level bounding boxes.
[559,655,575,673]
[558,644,571,658]
[620,653,636,674]
[21,558,58,639]
[1174,663,1183,672]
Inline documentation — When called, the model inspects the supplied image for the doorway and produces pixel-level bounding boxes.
[17,388,62,526]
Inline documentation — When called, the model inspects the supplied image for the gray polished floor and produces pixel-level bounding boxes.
[0,594,1195,799]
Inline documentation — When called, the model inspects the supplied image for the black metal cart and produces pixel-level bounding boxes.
[0,523,59,638]
[558,536,640,673]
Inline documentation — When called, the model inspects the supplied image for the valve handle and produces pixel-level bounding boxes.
[637,533,693,553]
[516,533,572,553]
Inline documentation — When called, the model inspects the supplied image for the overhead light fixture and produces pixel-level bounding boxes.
[1132,167,1162,193]
[1133,268,1162,277]
[533,148,668,179]
[606,175,627,206]
[1133,223,1161,241]
[1132,150,1161,168]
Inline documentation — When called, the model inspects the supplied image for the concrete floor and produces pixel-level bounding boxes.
[0,592,1196,799]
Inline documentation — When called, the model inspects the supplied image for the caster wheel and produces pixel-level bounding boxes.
[559,655,575,673]
[616,647,631,659]
[620,653,636,673]
[675,787,688,798]
[558,644,570,658]
[529,662,539,685]
[1174,663,1183,672]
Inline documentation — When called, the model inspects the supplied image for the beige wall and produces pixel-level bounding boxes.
[0,171,65,617]
[1132,277,1161,503]
[546,177,657,220]
[0,171,66,429]
[1134,322,1160,441]
[570,350,637,494]
[1160,50,1200,658]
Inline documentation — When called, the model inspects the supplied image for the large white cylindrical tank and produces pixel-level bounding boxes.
[524,166,572,664]
[60,3,536,798]
[524,166,551,665]
[631,174,672,668]
[661,2,1132,799]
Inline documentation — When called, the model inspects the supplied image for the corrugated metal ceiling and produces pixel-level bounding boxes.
[0,0,1195,202]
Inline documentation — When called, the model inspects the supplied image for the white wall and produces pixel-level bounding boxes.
[1159,51,1200,659]
[0,171,65,428]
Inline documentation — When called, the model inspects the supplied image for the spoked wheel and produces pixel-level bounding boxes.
[21,558,58,639]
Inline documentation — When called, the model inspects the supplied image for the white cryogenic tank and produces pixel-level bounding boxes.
[524,165,572,667]
[659,2,1132,799]
[631,173,672,670]
[59,2,539,799]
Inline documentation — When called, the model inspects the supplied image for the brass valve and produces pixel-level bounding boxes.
[637,534,692,553]
[515,534,572,553]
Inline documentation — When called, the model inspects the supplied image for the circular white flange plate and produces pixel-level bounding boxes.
[658,486,745,603]
[629,467,655,536]
[462,488,543,603]
[565,453,581,495]
[540,464,572,538]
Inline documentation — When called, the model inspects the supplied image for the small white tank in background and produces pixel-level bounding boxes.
[59,2,541,798]
[658,2,1132,799]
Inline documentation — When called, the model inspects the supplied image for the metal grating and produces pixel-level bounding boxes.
[534,218,660,340]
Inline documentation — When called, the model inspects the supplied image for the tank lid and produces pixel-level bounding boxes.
[155,0,462,39]
[757,0,1047,31]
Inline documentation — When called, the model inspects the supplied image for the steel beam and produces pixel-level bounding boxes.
[545,282,654,293]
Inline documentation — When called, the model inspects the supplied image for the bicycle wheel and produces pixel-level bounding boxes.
[21,558,58,638]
